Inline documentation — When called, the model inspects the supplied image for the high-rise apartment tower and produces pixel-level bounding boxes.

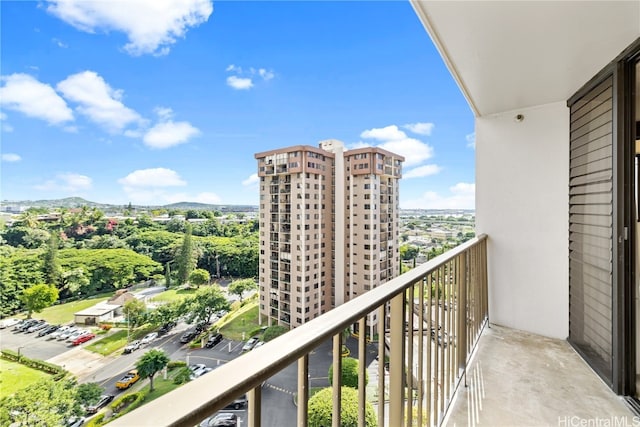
[255,140,404,335]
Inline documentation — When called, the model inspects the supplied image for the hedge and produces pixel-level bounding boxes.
[167,360,187,370]
[0,349,69,380]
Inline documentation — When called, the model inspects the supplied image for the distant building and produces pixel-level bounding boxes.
[74,290,136,325]
[255,140,404,335]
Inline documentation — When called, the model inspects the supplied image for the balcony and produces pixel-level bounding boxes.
[110,235,633,426]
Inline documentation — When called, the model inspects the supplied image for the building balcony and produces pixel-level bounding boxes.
[110,235,633,426]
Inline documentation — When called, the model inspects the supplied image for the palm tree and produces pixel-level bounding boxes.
[18,211,39,228]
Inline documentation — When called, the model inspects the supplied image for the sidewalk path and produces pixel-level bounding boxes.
[47,347,111,382]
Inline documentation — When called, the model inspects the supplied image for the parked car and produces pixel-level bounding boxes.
[14,319,39,332]
[199,413,238,427]
[189,363,209,380]
[122,340,141,354]
[242,336,260,352]
[66,330,89,343]
[26,321,48,333]
[180,329,198,343]
[67,416,85,427]
[0,318,21,329]
[57,327,80,341]
[205,333,223,348]
[85,395,114,415]
[222,394,247,410]
[72,333,95,346]
[38,324,60,337]
[157,321,177,336]
[140,332,158,345]
[50,325,72,339]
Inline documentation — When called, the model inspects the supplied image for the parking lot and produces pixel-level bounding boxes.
[0,320,92,362]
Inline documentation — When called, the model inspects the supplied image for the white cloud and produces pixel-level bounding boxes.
[0,73,74,125]
[242,173,259,186]
[35,172,92,192]
[57,71,142,133]
[403,182,475,210]
[378,138,434,167]
[403,164,442,179]
[0,112,13,132]
[466,132,476,149]
[226,64,240,72]
[226,76,253,90]
[118,167,186,187]
[1,153,21,162]
[143,120,200,149]
[360,125,406,141]
[52,38,68,48]
[154,107,173,121]
[46,0,213,56]
[404,122,434,136]
[258,68,274,81]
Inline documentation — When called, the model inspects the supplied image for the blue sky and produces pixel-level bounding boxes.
[0,0,475,209]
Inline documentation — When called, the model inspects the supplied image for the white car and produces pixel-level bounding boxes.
[0,318,21,329]
[66,329,88,342]
[140,332,158,345]
[189,364,208,380]
[57,327,79,341]
[50,325,72,339]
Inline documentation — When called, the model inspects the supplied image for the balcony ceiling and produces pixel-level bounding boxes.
[411,1,640,116]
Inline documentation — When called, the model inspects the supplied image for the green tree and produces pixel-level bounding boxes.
[399,244,420,261]
[43,233,61,286]
[227,278,257,302]
[123,299,147,329]
[188,268,210,287]
[184,285,230,324]
[135,349,170,392]
[17,210,40,228]
[176,223,196,286]
[328,357,367,389]
[20,284,59,318]
[0,378,81,426]
[307,387,376,427]
[263,325,288,342]
[60,268,90,296]
[76,382,104,407]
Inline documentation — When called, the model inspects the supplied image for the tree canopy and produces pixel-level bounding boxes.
[135,349,170,392]
[20,284,59,318]
[0,378,82,426]
[328,357,367,389]
[227,278,257,302]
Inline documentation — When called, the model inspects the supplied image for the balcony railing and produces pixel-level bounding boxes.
[111,235,488,427]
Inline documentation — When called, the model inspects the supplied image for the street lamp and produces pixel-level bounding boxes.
[17,346,24,361]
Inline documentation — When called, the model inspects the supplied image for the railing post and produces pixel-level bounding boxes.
[248,385,261,427]
[458,250,468,386]
[389,292,405,426]
[297,355,309,427]
[358,317,367,427]
[378,305,386,427]
[332,332,342,427]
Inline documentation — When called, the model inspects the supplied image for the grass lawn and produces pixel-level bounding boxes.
[86,324,159,356]
[218,303,260,341]
[150,288,196,303]
[142,376,182,404]
[0,359,50,398]
[35,294,112,324]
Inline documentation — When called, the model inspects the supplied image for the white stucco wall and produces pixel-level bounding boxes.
[476,101,569,339]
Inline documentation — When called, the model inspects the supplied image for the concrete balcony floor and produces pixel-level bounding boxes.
[444,325,637,427]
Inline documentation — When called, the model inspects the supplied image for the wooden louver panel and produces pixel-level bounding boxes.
[568,76,613,382]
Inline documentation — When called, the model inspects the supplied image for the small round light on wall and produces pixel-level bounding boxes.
[514,114,525,122]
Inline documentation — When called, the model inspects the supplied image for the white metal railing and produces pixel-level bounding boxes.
[110,235,488,427]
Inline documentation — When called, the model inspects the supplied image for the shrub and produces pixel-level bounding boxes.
[308,387,376,427]
[263,325,288,342]
[167,360,187,370]
[173,366,191,385]
[328,357,367,389]
[85,413,105,427]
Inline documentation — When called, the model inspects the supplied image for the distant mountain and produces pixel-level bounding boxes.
[0,197,258,212]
